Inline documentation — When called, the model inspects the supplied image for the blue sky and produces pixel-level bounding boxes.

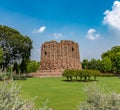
[0,0,120,61]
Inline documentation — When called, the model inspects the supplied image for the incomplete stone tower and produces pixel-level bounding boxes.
[40,40,82,70]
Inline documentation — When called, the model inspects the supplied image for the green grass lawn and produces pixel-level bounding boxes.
[16,77,120,110]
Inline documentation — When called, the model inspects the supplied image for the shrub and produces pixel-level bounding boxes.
[62,69,100,81]
[0,81,34,110]
[62,69,74,80]
[78,84,120,110]
[0,81,50,110]
[0,72,11,80]
[89,70,100,80]
[80,70,91,81]
[0,72,27,80]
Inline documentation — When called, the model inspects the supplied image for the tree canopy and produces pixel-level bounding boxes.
[102,46,120,73]
[0,25,32,69]
[82,46,120,74]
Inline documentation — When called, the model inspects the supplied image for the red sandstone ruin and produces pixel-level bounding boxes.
[31,40,82,77]
[41,40,81,70]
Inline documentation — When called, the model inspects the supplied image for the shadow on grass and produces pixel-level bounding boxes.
[62,79,99,82]
[26,75,34,78]
[14,75,34,80]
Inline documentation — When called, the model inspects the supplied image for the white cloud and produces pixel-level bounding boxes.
[103,1,120,30]
[53,33,63,39]
[86,28,101,40]
[33,26,46,33]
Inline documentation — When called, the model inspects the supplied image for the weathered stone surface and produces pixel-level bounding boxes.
[40,40,82,70]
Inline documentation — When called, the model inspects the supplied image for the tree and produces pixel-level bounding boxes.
[87,59,101,70]
[0,47,3,65]
[82,59,102,70]
[0,25,32,69]
[82,59,89,69]
[20,59,27,73]
[100,57,112,73]
[101,46,120,74]
[27,60,40,73]
[13,62,19,74]
[111,52,120,73]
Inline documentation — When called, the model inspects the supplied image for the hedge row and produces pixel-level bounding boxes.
[0,72,26,81]
[62,69,100,81]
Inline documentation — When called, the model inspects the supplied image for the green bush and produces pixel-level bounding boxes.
[0,81,50,110]
[89,70,100,80]
[62,69,74,80]
[80,70,91,81]
[0,81,34,110]
[0,72,12,80]
[0,72,27,80]
[62,69,101,81]
[74,69,81,80]
[78,84,120,110]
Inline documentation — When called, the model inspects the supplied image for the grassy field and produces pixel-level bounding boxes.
[16,77,120,110]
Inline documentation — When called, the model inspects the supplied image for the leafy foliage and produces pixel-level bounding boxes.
[82,59,102,70]
[7,60,40,74]
[20,59,27,73]
[88,59,101,70]
[0,25,32,69]
[13,62,19,73]
[0,72,27,80]
[0,47,4,65]
[62,69,100,81]
[102,46,120,74]
[27,60,40,73]
[0,72,11,80]
[82,59,89,69]
[0,81,50,110]
[62,69,73,80]
[79,84,120,110]
[0,81,34,110]
[100,57,112,73]
[82,46,120,74]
